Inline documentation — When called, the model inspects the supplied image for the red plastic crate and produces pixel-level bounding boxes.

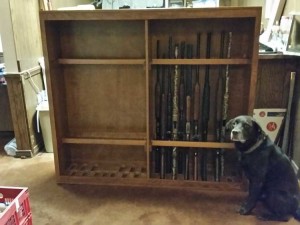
[0,186,32,225]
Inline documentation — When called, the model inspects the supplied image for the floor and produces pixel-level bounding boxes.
[0,133,299,225]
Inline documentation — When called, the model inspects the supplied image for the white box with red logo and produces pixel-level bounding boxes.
[253,109,286,142]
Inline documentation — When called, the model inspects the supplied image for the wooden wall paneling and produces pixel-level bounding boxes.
[5,75,31,151]
[256,57,297,108]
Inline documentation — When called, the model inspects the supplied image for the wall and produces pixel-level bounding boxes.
[51,0,92,9]
[0,0,43,71]
[0,35,3,52]
[283,0,299,15]
[0,0,18,71]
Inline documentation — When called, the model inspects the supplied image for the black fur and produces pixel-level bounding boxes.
[226,115,300,221]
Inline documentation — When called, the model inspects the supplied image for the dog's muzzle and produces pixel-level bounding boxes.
[231,130,246,143]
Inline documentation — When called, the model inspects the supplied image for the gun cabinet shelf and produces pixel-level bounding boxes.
[151,140,234,149]
[151,59,251,65]
[58,59,146,65]
[40,7,261,191]
[62,138,146,146]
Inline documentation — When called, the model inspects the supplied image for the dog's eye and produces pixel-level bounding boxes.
[243,123,250,129]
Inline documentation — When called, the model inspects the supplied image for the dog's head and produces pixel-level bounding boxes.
[226,115,265,145]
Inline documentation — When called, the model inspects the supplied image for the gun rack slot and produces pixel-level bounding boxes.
[65,162,147,179]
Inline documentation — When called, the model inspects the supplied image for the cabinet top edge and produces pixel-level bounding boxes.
[39,7,262,21]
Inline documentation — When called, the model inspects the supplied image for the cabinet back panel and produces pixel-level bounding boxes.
[65,145,146,162]
[59,20,145,59]
[62,64,146,138]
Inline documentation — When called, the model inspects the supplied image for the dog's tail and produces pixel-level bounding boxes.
[294,208,300,221]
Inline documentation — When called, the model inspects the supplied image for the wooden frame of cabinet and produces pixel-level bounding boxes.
[40,7,261,191]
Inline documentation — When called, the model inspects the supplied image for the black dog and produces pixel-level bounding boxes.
[226,115,300,221]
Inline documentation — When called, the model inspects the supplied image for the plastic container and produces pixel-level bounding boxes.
[4,138,17,156]
[0,186,32,225]
[36,100,53,153]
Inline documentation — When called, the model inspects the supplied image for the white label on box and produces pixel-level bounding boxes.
[253,108,286,142]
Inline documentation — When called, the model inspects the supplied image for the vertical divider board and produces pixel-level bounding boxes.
[40,8,261,190]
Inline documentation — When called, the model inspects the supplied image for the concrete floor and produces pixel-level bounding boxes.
[0,134,300,225]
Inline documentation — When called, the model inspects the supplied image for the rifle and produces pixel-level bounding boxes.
[154,40,161,173]
[184,44,193,180]
[220,31,232,177]
[166,36,173,174]
[160,54,167,179]
[186,44,192,142]
[215,31,225,182]
[179,41,186,138]
[194,33,201,136]
[172,44,180,180]
[201,32,212,181]
[193,33,201,180]
[178,41,186,174]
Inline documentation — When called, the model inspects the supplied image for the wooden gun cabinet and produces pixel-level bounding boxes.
[40,7,261,191]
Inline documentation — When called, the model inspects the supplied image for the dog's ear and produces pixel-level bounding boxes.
[225,119,235,131]
[251,118,265,136]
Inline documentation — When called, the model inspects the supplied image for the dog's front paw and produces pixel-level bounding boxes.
[238,202,254,215]
[239,206,250,215]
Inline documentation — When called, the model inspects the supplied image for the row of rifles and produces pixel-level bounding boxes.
[153,31,232,181]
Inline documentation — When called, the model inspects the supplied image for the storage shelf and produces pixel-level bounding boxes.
[62,138,146,146]
[58,58,146,65]
[151,58,251,65]
[40,7,261,190]
[151,140,234,149]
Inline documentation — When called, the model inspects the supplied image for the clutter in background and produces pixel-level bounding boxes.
[0,63,5,84]
[4,138,17,157]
